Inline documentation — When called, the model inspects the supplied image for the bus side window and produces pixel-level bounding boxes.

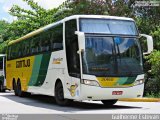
[18,42,23,57]
[10,46,13,60]
[24,40,30,56]
[7,46,11,60]
[11,44,16,59]
[26,45,30,55]
[31,36,39,54]
[40,31,50,52]
[51,24,63,51]
[31,38,35,54]
[17,43,22,58]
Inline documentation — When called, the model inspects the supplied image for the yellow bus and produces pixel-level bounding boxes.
[6,15,153,106]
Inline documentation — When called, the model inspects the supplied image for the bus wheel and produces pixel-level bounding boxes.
[17,80,25,97]
[55,81,71,106]
[13,80,18,96]
[101,99,118,106]
[0,82,5,92]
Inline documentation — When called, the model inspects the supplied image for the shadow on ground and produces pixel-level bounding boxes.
[0,91,142,113]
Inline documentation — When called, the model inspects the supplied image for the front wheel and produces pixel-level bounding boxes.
[101,99,118,106]
[55,81,71,106]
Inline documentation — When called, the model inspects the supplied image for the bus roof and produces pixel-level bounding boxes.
[8,15,135,46]
[64,15,134,21]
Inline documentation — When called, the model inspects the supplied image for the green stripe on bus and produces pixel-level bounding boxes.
[28,55,43,86]
[115,77,136,86]
[123,77,136,85]
[34,53,51,86]
[115,77,128,85]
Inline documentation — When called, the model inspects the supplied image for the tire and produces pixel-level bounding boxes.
[17,80,26,97]
[101,99,118,106]
[55,81,71,106]
[0,83,5,92]
[13,80,18,96]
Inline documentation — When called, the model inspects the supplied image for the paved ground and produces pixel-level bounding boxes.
[0,91,160,114]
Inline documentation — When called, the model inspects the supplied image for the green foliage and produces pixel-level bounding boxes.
[134,0,160,50]
[147,50,160,81]
[151,27,160,49]
[8,0,58,39]
[0,20,10,42]
[134,1,160,97]
[145,92,160,98]
[0,40,11,54]
[68,0,107,15]
[54,0,107,21]
[105,0,135,17]
[143,50,160,96]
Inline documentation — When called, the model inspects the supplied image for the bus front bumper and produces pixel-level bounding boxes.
[79,84,144,101]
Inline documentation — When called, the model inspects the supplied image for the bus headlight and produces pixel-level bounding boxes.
[134,79,144,86]
[82,80,100,87]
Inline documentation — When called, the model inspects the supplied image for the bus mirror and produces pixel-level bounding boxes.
[75,31,85,52]
[140,34,153,55]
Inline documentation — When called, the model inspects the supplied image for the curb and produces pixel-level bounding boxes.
[119,98,160,102]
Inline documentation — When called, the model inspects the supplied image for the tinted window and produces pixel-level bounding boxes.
[65,19,80,77]
[7,24,63,60]
[17,42,23,57]
[23,40,30,56]
[7,46,11,60]
[40,31,51,52]
[80,18,138,35]
[50,24,63,51]
[31,36,40,54]
[10,44,16,59]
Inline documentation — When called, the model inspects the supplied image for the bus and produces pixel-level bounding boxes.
[6,15,153,106]
[0,54,6,92]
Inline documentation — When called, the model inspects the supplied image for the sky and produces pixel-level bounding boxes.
[0,0,66,22]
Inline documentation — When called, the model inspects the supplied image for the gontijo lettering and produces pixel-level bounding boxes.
[16,59,30,68]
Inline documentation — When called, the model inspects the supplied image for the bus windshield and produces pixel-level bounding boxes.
[82,35,143,77]
[80,18,138,35]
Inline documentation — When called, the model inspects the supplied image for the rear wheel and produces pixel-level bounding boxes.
[55,81,71,106]
[101,99,118,106]
[0,82,5,92]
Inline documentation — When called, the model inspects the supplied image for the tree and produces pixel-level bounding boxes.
[8,0,58,39]
[0,20,10,41]
[53,0,107,21]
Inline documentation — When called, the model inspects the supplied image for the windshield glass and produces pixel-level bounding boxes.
[80,18,138,35]
[82,35,143,77]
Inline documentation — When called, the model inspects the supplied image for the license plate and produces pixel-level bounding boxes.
[112,91,123,95]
